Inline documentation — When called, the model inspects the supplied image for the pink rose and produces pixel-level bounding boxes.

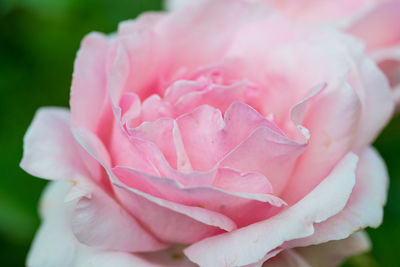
[21,0,394,266]
[263,0,400,110]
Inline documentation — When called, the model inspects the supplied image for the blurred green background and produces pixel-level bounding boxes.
[0,0,399,266]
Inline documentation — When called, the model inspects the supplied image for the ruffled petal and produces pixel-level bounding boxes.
[177,103,287,172]
[73,128,238,244]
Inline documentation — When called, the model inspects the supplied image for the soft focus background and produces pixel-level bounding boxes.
[0,0,399,266]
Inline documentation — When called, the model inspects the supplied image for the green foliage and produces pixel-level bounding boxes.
[0,1,399,266]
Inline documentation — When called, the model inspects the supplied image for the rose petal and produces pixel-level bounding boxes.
[27,181,187,267]
[295,231,370,267]
[113,166,284,227]
[27,181,81,267]
[109,120,160,175]
[173,81,259,115]
[177,103,285,172]
[282,82,361,204]
[137,245,197,267]
[131,118,192,172]
[73,128,238,244]
[348,45,395,150]
[70,33,110,133]
[20,108,91,181]
[68,179,168,252]
[112,183,237,243]
[141,94,174,122]
[212,168,273,195]
[220,127,306,196]
[184,153,358,267]
[263,249,310,267]
[287,146,388,248]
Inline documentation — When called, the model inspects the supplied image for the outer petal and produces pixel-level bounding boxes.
[20,107,107,189]
[68,179,168,252]
[85,247,196,267]
[260,232,369,267]
[128,246,198,267]
[27,181,81,267]
[288,146,388,248]
[294,232,370,267]
[328,32,395,151]
[184,153,358,267]
[22,110,168,253]
[263,250,310,267]
[351,55,394,150]
[20,108,91,181]
[27,181,191,267]
[345,2,400,111]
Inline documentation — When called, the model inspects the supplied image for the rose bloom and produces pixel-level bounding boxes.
[21,0,396,266]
